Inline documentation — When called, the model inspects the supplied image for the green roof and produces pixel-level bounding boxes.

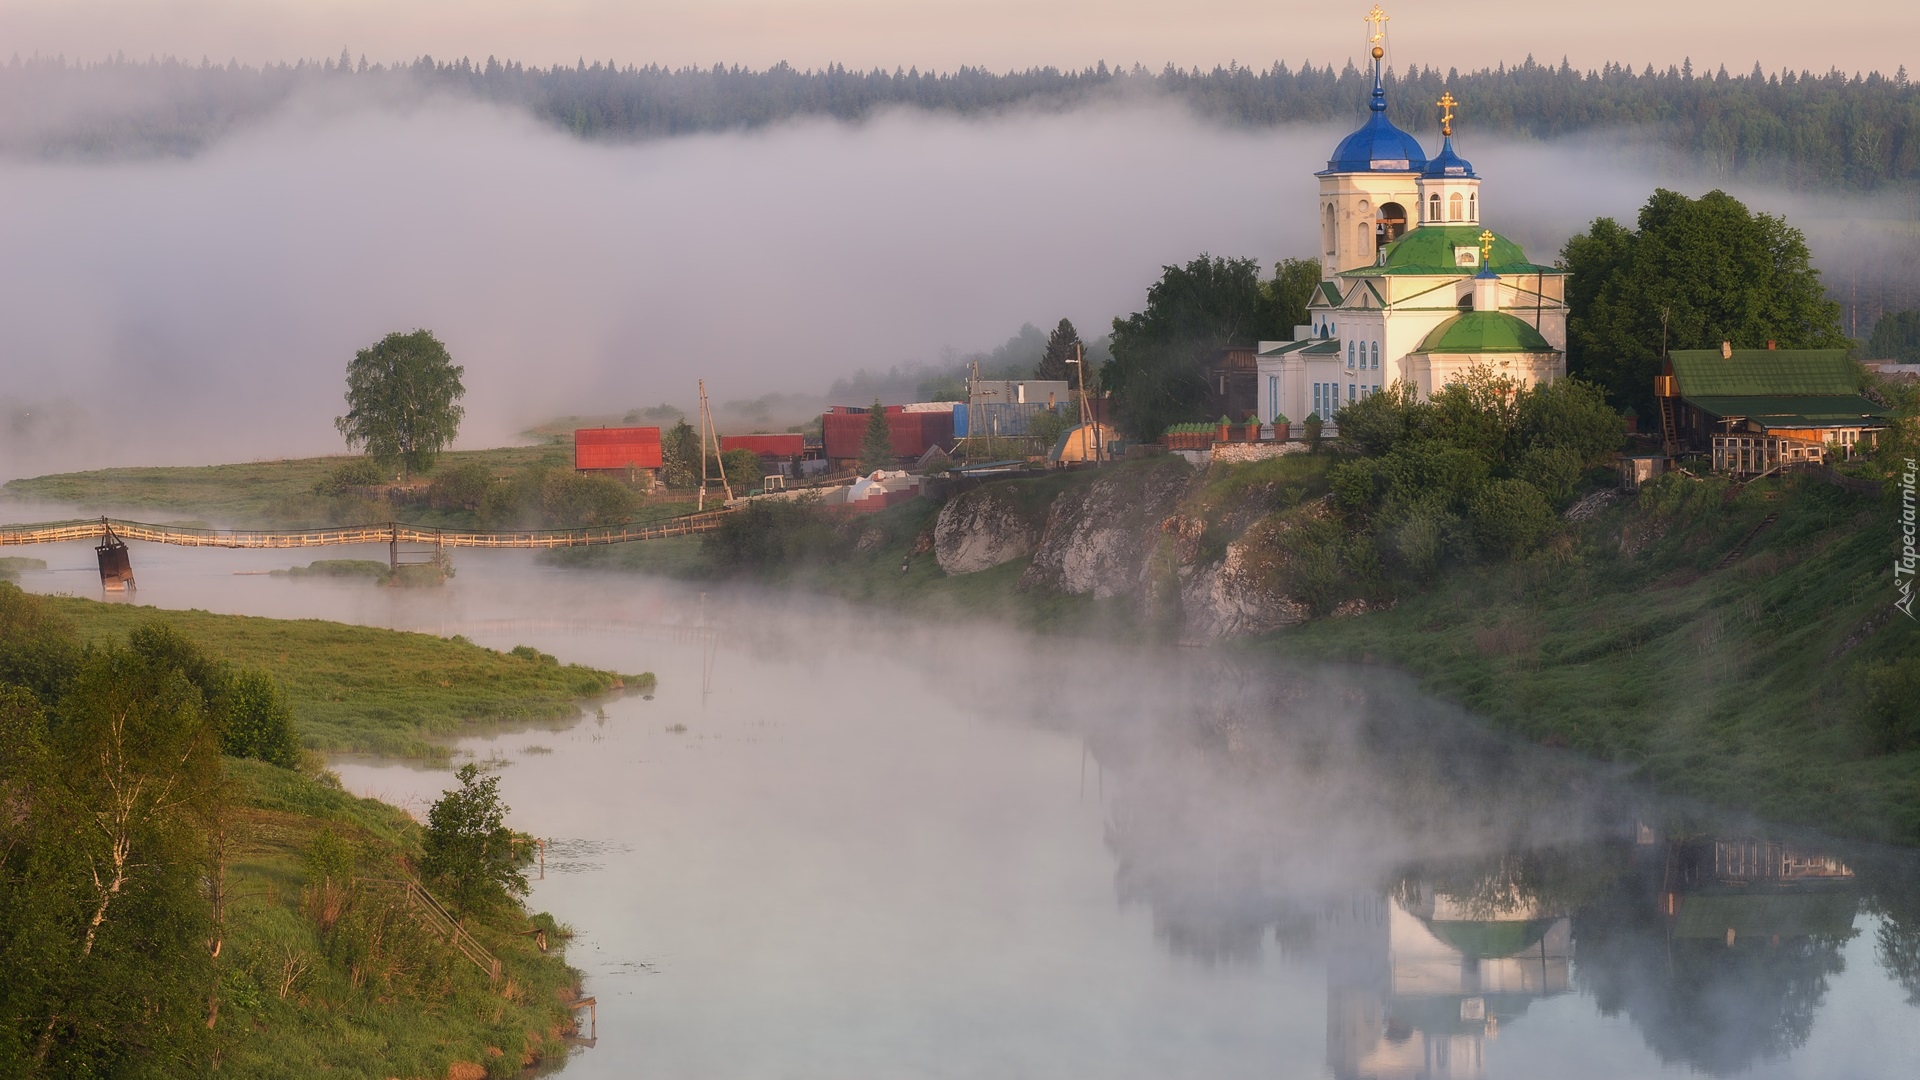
[1668,349,1858,396]
[1348,224,1560,276]
[1424,918,1557,960]
[1683,394,1891,428]
[1417,310,1555,354]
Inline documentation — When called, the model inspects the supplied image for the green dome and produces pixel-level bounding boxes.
[1418,310,1555,354]
[1376,225,1537,273]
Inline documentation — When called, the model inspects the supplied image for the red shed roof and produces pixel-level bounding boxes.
[575,426,663,470]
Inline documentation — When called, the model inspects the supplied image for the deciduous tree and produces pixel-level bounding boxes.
[1562,189,1847,415]
[420,764,526,916]
[335,330,467,479]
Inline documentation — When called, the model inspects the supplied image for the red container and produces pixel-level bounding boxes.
[822,407,955,462]
[575,427,663,470]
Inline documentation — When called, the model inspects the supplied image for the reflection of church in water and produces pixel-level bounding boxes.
[1324,886,1571,1080]
[1322,829,1859,1080]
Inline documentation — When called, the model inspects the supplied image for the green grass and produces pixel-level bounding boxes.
[2,445,569,523]
[211,760,581,1079]
[46,598,653,758]
[1273,474,1920,843]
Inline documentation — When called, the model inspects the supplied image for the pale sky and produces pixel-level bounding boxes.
[0,0,1909,77]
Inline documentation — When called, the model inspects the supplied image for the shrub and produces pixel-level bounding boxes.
[1328,458,1383,512]
[421,763,528,916]
[1861,658,1920,752]
[1468,478,1555,559]
[425,461,493,511]
[223,668,301,768]
[311,457,388,496]
[1516,444,1587,506]
[540,471,636,528]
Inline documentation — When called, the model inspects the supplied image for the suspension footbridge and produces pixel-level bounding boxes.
[0,512,734,590]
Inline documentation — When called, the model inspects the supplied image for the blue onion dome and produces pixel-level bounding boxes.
[1423,135,1475,178]
[1323,70,1428,173]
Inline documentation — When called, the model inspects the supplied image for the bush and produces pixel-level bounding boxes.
[1028,407,1073,446]
[425,461,492,511]
[540,471,637,528]
[1328,458,1383,512]
[1516,444,1587,506]
[223,668,302,768]
[1468,478,1555,559]
[1861,658,1920,752]
[311,457,388,496]
[421,764,528,916]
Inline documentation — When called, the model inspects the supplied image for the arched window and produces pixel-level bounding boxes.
[1468,193,1477,222]
[1347,343,1355,368]
[1358,223,1371,254]
[1322,204,1336,257]
[1428,193,1441,221]
[1372,342,1380,369]
[1448,192,1464,221]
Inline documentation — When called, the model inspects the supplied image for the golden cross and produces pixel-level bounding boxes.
[1479,229,1496,264]
[1365,5,1390,44]
[1437,92,1458,137]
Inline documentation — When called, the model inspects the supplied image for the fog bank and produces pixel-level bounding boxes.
[0,91,1903,479]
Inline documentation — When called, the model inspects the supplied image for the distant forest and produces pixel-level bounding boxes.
[5,51,1920,193]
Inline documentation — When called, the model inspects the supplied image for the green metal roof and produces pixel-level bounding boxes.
[1682,394,1891,428]
[1668,349,1858,396]
[1307,281,1343,308]
[1417,311,1555,354]
[1346,224,1561,277]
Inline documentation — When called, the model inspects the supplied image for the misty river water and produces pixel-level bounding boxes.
[11,525,1920,1080]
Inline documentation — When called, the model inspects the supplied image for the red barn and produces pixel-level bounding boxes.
[574,427,662,480]
[822,405,955,466]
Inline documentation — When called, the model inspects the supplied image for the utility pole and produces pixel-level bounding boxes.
[697,380,733,511]
[1067,342,1101,464]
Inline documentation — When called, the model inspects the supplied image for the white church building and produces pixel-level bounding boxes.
[1257,15,1567,427]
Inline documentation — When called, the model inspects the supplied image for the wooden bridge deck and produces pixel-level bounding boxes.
[0,511,733,550]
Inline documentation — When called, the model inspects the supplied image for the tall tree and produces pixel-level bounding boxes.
[858,399,895,473]
[335,330,467,479]
[1035,318,1082,381]
[660,418,700,489]
[1101,255,1294,439]
[1562,189,1848,415]
[1267,257,1323,338]
[1868,310,1920,362]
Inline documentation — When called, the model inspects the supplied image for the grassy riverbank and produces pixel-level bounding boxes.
[1,584,608,1078]
[45,597,651,758]
[2,445,565,523]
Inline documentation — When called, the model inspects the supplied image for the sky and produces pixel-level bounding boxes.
[0,0,1910,78]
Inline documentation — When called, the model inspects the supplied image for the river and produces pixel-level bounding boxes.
[10,527,1920,1080]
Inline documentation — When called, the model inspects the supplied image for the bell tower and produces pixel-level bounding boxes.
[1316,7,1425,280]
[1417,92,1483,226]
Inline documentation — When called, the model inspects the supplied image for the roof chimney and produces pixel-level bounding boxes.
[1720,340,1733,359]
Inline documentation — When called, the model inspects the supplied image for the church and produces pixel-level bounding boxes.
[1256,7,1567,428]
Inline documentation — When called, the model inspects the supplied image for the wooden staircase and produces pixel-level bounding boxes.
[362,878,502,982]
[1715,512,1780,570]
[1658,395,1679,456]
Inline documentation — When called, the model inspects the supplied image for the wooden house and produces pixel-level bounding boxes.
[1654,347,1891,475]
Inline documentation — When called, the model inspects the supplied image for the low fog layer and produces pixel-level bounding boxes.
[0,90,1902,479]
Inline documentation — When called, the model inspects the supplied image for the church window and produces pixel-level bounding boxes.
[1448,192,1464,221]
[1371,342,1380,369]
[1428,193,1441,221]
[1469,193,1477,221]
[1348,383,1357,404]
[1347,343,1355,368]
[1322,204,1336,257]
[1358,223,1371,254]
[1268,376,1279,422]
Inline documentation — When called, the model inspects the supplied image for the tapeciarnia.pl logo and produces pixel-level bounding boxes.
[1899,458,1916,620]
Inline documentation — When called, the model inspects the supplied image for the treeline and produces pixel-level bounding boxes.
[7,51,1920,191]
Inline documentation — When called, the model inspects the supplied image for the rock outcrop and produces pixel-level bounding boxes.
[1019,460,1190,597]
[932,485,1042,574]
[1177,536,1312,640]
